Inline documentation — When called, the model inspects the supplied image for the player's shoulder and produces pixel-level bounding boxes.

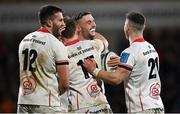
[95,32,109,48]
[20,31,35,44]
[120,45,137,60]
[23,31,36,38]
[23,31,55,41]
[81,39,100,46]
[34,30,58,41]
[87,39,102,45]
[77,40,92,46]
[145,41,156,49]
[123,45,135,54]
[93,38,103,43]
[126,41,146,53]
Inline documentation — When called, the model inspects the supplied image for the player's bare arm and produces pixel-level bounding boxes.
[57,64,69,95]
[83,58,130,85]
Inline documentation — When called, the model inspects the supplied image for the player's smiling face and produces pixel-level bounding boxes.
[79,14,96,39]
[52,12,66,37]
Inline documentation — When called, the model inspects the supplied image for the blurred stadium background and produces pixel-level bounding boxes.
[0,0,180,113]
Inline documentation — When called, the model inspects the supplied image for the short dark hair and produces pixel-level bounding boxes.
[126,11,146,31]
[126,11,145,25]
[38,5,63,26]
[61,17,76,38]
[74,11,92,21]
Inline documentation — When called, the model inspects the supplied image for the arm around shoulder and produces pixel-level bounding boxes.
[97,67,130,85]
[94,32,109,50]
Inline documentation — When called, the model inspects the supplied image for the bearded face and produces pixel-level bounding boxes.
[51,12,66,37]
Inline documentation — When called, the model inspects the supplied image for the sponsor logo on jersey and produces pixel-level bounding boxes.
[77,46,82,50]
[68,46,94,59]
[149,82,161,99]
[86,81,100,98]
[143,49,156,56]
[23,38,46,45]
[21,75,36,95]
[120,52,130,63]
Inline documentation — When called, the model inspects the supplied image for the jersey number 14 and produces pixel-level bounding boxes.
[77,55,97,79]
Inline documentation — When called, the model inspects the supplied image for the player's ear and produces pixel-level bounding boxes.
[46,19,53,27]
[143,25,146,30]
[76,24,81,33]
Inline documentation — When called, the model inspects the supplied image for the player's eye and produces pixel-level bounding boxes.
[87,20,91,24]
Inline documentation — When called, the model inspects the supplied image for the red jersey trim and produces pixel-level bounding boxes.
[65,38,80,46]
[132,38,145,43]
[37,27,50,33]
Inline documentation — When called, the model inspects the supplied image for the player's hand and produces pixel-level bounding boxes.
[83,58,97,74]
[107,55,120,67]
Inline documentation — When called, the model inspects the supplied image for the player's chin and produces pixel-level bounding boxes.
[90,32,96,37]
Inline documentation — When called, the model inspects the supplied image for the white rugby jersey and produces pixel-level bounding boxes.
[119,38,164,113]
[64,38,109,111]
[18,27,69,107]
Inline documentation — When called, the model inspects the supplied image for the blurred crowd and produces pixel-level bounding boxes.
[0,26,180,112]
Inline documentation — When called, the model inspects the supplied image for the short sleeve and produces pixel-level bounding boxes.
[52,38,69,65]
[119,49,134,71]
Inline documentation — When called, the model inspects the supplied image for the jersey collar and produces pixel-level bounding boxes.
[132,38,145,43]
[65,38,80,46]
[37,27,50,33]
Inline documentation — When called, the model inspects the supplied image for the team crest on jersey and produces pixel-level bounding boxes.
[21,75,36,95]
[77,46,82,50]
[149,82,161,99]
[86,81,101,98]
[120,52,130,63]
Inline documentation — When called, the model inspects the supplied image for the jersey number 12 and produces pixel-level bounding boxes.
[22,48,37,72]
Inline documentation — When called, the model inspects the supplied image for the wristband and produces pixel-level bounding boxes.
[92,68,101,77]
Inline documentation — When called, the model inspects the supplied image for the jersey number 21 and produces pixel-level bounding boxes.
[148,57,158,79]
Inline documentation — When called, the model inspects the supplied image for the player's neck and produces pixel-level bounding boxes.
[42,26,52,34]
[129,33,143,44]
[79,34,85,40]
[79,33,92,41]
